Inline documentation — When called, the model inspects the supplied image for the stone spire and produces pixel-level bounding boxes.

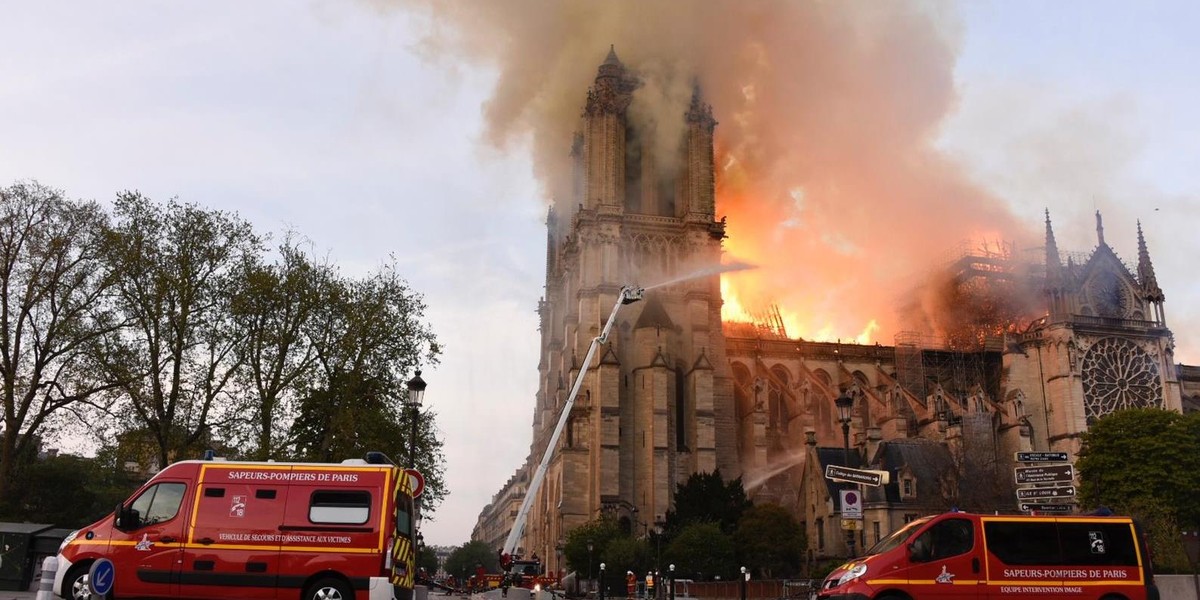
[585,45,632,116]
[1137,220,1165,302]
[1044,209,1061,281]
[1095,210,1106,246]
[686,82,717,132]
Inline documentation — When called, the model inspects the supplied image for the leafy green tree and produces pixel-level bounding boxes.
[564,517,623,579]
[227,235,328,459]
[600,537,650,589]
[1077,408,1200,572]
[664,522,734,581]
[1078,408,1200,528]
[418,543,440,575]
[444,540,500,583]
[0,182,122,503]
[293,260,444,508]
[664,470,751,536]
[733,503,804,578]
[3,453,137,527]
[98,192,261,470]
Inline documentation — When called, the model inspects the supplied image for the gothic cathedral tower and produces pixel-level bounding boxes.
[523,48,737,558]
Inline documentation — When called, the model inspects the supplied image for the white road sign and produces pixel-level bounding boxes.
[840,489,863,520]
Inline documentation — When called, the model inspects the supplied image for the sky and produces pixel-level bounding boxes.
[2,2,1198,547]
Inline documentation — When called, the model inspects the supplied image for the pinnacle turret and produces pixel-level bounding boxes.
[1137,220,1164,302]
[1044,209,1061,281]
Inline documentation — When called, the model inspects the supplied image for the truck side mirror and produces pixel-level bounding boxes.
[114,502,141,530]
[114,502,127,529]
[908,539,930,563]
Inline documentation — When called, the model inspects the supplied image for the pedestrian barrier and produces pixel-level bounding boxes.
[35,556,56,600]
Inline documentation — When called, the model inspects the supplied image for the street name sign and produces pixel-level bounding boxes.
[1021,503,1075,514]
[1015,463,1074,485]
[825,465,888,487]
[1016,485,1076,500]
[1015,452,1069,463]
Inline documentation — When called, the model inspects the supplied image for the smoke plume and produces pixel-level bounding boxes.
[395,0,1035,342]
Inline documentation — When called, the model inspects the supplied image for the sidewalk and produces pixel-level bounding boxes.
[0,591,36,600]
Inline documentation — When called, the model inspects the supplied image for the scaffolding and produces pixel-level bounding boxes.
[892,331,1002,410]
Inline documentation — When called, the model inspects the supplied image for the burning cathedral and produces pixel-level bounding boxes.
[472,49,1199,569]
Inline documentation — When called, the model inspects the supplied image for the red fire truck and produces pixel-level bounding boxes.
[55,452,417,600]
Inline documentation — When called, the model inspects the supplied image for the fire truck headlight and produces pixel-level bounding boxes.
[534,584,541,592]
[836,563,867,586]
[58,530,79,554]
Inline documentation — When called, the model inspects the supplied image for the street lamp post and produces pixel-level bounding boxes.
[405,370,427,580]
[739,566,747,600]
[588,539,595,594]
[668,564,675,600]
[835,393,856,559]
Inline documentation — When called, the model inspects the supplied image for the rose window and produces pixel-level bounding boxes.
[1081,337,1162,420]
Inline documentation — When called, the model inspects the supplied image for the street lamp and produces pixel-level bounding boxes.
[406,370,427,467]
[835,393,855,558]
[739,566,747,600]
[587,539,595,593]
[668,564,675,600]
[405,369,427,580]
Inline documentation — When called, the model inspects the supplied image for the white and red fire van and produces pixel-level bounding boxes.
[55,453,416,600]
[818,511,1159,600]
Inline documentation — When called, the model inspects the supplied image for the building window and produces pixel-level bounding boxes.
[904,513,918,524]
[873,521,881,545]
[816,518,825,550]
[902,478,914,498]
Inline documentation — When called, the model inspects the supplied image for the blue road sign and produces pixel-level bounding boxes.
[89,558,115,596]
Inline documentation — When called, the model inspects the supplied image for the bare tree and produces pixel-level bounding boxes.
[0,182,122,500]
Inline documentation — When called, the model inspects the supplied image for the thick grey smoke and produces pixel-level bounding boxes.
[394,0,1035,342]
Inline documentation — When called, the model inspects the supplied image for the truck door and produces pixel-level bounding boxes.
[108,481,189,598]
[982,518,1066,599]
[905,516,982,599]
[178,482,286,599]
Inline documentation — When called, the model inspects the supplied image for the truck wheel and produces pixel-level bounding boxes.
[305,577,354,600]
[64,563,108,600]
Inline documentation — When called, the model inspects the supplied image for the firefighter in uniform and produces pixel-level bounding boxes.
[626,571,637,600]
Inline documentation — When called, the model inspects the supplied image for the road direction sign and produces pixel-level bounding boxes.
[89,558,115,597]
[1015,452,1069,463]
[841,519,863,530]
[1021,503,1076,513]
[1015,463,1074,485]
[1016,485,1076,500]
[825,464,888,487]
